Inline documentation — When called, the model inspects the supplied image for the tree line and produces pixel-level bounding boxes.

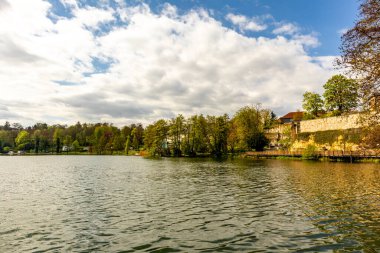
[0,106,277,157]
[0,121,144,155]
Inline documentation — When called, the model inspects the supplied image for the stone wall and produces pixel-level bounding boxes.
[300,113,361,133]
[266,124,291,134]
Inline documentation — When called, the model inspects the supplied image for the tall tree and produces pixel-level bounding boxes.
[206,115,229,157]
[33,130,41,154]
[53,128,63,153]
[169,115,185,156]
[302,91,324,118]
[338,0,380,143]
[112,133,124,152]
[227,119,238,153]
[130,124,144,150]
[262,109,277,129]
[144,120,169,157]
[3,121,11,131]
[339,0,380,101]
[125,136,131,155]
[323,75,359,115]
[233,105,268,151]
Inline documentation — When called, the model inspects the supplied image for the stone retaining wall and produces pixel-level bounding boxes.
[266,124,290,134]
[300,114,361,133]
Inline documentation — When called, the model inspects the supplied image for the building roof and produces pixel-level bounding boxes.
[280,111,304,120]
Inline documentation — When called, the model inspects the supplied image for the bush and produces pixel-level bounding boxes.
[302,144,319,159]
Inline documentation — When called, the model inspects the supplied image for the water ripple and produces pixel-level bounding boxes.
[0,157,379,252]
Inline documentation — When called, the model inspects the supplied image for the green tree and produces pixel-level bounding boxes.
[93,125,111,154]
[262,110,277,130]
[0,130,16,149]
[125,136,131,155]
[39,129,51,153]
[144,120,169,156]
[130,124,144,150]
[72,140,80,152]
[233,105,269,151]
[53,128,63,153]
[15,130,29,151]
[193,114,209,154]
[206,115,229,157]
[302,91,324,118]
[63,135,72,147]
[182,115,204,156]
[227,119,238,153]
[169,114,185,156]
[323,75,359,115]
[33,130,41,154]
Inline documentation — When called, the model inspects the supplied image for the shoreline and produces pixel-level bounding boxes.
[1,152,380,163]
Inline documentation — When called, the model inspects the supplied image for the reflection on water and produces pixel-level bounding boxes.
[0,156,379,252]
[283,161,380,252]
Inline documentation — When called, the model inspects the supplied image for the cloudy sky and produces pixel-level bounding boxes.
[0,0,359,126]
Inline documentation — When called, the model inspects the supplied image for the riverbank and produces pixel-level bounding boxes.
[2,150,380,163]
[246,155,380,163]
[0,151,141,156]
[243,150,380,163]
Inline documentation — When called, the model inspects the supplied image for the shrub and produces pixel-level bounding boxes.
[302,144,319,159]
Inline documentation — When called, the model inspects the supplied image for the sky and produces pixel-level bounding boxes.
[0,0,360,126]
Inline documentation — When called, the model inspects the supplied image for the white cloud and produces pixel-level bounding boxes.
[225,13,267,32]
[273,23,299,35]
[292,33,320,48]
[313,56,337,70]
[59,0,78,9]
[0,2,337,126]
[73,6,115,28]
[272,22,319,49]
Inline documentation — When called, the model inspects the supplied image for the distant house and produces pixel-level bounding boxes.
[279,112,304,124]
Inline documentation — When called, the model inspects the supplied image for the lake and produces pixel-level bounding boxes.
[0,156,379,252]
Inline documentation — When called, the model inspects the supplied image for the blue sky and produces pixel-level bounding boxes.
[0,0,360,125]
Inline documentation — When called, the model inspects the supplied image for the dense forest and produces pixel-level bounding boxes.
[0,106,276,157]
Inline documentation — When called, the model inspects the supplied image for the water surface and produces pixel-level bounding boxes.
[0,156,379,252]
